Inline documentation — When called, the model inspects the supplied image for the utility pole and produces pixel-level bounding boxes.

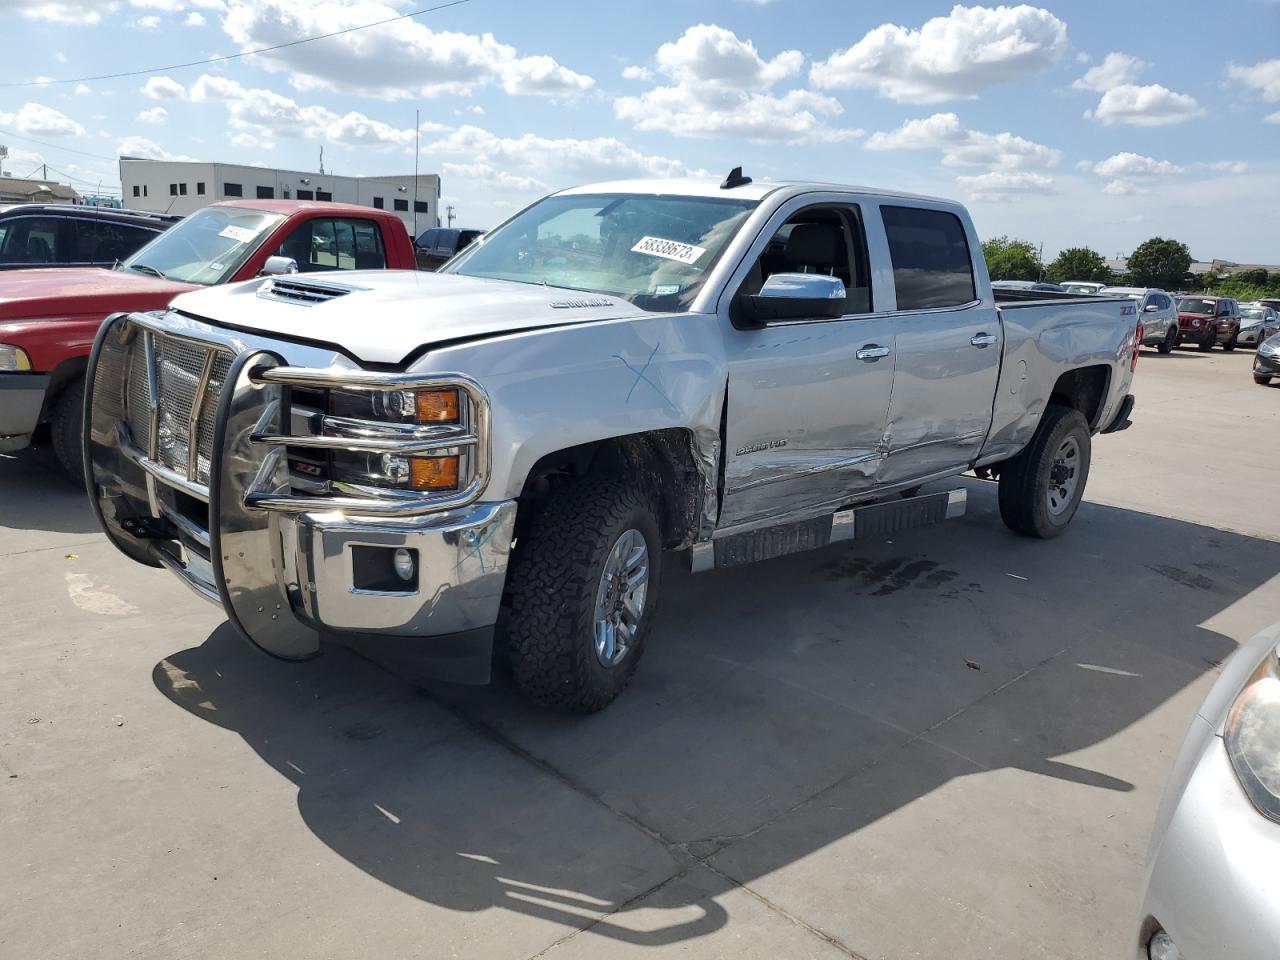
[41,163,47,180]
[413,108,420,238]
[446,204,455,228]
[319,146,324,175]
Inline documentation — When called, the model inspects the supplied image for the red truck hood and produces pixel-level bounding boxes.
[0,267,198,320]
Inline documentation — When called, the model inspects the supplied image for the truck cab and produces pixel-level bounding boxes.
[84,176,1137,712]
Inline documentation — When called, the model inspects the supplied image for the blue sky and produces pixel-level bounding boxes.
[2,0,1278,261]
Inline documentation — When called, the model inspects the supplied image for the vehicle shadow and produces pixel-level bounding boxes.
[0,440,98,535]
[152,480,1272,952]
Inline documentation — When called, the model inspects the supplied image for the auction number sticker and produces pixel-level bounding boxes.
[631,236,706,265]
[218,224,258,244]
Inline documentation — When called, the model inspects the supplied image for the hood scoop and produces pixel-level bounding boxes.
[258,276,363,306]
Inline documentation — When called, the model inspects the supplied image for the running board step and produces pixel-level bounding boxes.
[692,488,966,571]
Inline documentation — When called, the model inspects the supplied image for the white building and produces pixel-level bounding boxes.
[118,159,440,235]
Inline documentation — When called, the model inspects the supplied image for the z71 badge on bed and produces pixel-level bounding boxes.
[631,236,706,265]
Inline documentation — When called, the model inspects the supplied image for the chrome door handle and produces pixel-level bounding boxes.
[970,333,998,348]
[856,344,891,362]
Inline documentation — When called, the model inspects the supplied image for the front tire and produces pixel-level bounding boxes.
[1157,326,1176,354]
[1198,328,1216,352]
[506,476,662,713]
[998,405,1091,539]
[1224,333,1238,352]
[50,376,85,486]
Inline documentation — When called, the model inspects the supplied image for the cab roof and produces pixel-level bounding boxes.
[553,177,953,206]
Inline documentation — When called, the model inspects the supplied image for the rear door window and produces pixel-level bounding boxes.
[0,216,62,264]
[880,205,977,311]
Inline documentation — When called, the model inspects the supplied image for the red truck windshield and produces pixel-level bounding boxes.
[119,206,284,285]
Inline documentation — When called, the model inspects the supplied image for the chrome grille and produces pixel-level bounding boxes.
[125,329,233,486]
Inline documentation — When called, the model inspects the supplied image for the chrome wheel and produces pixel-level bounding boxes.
[592,528,649,668]
[1046,436,1081,517]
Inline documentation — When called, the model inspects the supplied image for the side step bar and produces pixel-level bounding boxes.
[690,488,966,572]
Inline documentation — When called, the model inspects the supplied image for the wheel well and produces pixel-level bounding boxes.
[1048,365,1109,430]
[39,355,88,421]
[516,430,704,550]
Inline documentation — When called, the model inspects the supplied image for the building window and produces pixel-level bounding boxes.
[256,186,275,200]
[296,189,314,201]
[316,190,333,202]
[196,182,205,196]
[393,198,408,212]
[143,185,148,197]
[223,182,243,198]
[413,201,430,214]
[169,183,178,196]
[372,196,384,209]
[132,186,140,197]
[179,183,188,196]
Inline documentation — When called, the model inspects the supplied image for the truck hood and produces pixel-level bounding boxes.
[171,270,646,365]
[0,267,197,320]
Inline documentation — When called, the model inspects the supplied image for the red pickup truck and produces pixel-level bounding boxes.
[0,200,415,481]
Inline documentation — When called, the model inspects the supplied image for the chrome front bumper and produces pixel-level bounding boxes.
[84,310,513,682]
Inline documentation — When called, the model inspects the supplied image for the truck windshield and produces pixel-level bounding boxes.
[118,206,284,285]
[444,193,758,311]
[1176,297,1216,315]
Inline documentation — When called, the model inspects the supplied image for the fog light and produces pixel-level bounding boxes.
[1148,929,1180,960]
[392,548,416,582]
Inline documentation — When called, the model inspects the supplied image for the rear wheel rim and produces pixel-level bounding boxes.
[592,528,649,668]
[1046,436,1081,517]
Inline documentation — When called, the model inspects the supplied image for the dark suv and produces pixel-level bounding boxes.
[1175,295,1242,351]
[0,204,181,270]
[414,227,484,271]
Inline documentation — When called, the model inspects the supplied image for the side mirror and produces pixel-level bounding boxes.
[1142,303,1159,312]
[742,273,846,325]
[259,255,298,277]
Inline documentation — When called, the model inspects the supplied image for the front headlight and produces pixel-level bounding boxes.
[0,344,33,372]
[325,387,470,494]
[1224,644,1280,822]
[1260,342,1280,358]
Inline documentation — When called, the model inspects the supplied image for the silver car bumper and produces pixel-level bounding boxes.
[0,372,49,451]
[1140,726,1280,959]
[84,309,512,683]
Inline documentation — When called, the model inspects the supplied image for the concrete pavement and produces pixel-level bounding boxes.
[2,346,1278,960]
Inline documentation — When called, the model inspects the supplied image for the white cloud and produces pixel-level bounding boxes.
[1195,160,1248,175]
[1086,83,1203,126]
[440,161,547,195]
[614,24,860,142]
[1101,179,1144,196]
[142,76,186,100]
[956,170,1053,202]
[116,135,198,162]
[0,101,86,136]
[2,0,116,24]
[74,83,91,96]
[134,13,159,27]
[1071,52,1145,92]
[137,106,168,125]
[1267,111,1280,124]
[811,4,1068,103]
[184,9,204,24]
[865,112,1059,171]
[621,64,654,81]
[219,0,593,100]
[1092,152,1182,178]
[1227,58,1280,113]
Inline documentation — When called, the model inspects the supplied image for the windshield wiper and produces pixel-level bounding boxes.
[126,263,168,280]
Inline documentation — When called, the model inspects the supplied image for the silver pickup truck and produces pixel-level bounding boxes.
[84,172,1138,711]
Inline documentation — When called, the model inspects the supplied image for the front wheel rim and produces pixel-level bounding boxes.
[592,528,649,668]
[1046,436,1082,517]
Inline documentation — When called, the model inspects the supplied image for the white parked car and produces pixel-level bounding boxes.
[1238,303,1280,347]
[1101,287,1180,354]
[1141,620,1280,960]
[1061,281,1106,295]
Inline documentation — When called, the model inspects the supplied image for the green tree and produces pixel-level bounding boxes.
[1126,237,1192,290]
[981,236,1042,281]
[1047,246,1111,283]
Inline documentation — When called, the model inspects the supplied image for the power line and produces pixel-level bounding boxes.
[0,127,119,161]
[1,0,473,88]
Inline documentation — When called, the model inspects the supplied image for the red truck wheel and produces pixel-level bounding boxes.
[50,377,86,486]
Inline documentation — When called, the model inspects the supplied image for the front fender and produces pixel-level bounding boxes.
[417,313,728,529]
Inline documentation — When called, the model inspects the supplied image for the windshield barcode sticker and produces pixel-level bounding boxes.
[218,225,258,244]
[631,236,706,265]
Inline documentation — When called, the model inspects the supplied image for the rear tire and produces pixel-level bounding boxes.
[998,405,1091,539]
[506,476,662,713]
[50,376,85,487]
[1157,326,1176,354]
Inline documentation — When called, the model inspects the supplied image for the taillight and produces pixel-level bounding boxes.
[1132,322,1142,371]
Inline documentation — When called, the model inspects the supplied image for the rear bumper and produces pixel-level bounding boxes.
[0,372,50,451]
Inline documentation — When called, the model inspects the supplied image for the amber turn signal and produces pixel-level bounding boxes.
[409,455,460,491]
[415,388,460,424]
